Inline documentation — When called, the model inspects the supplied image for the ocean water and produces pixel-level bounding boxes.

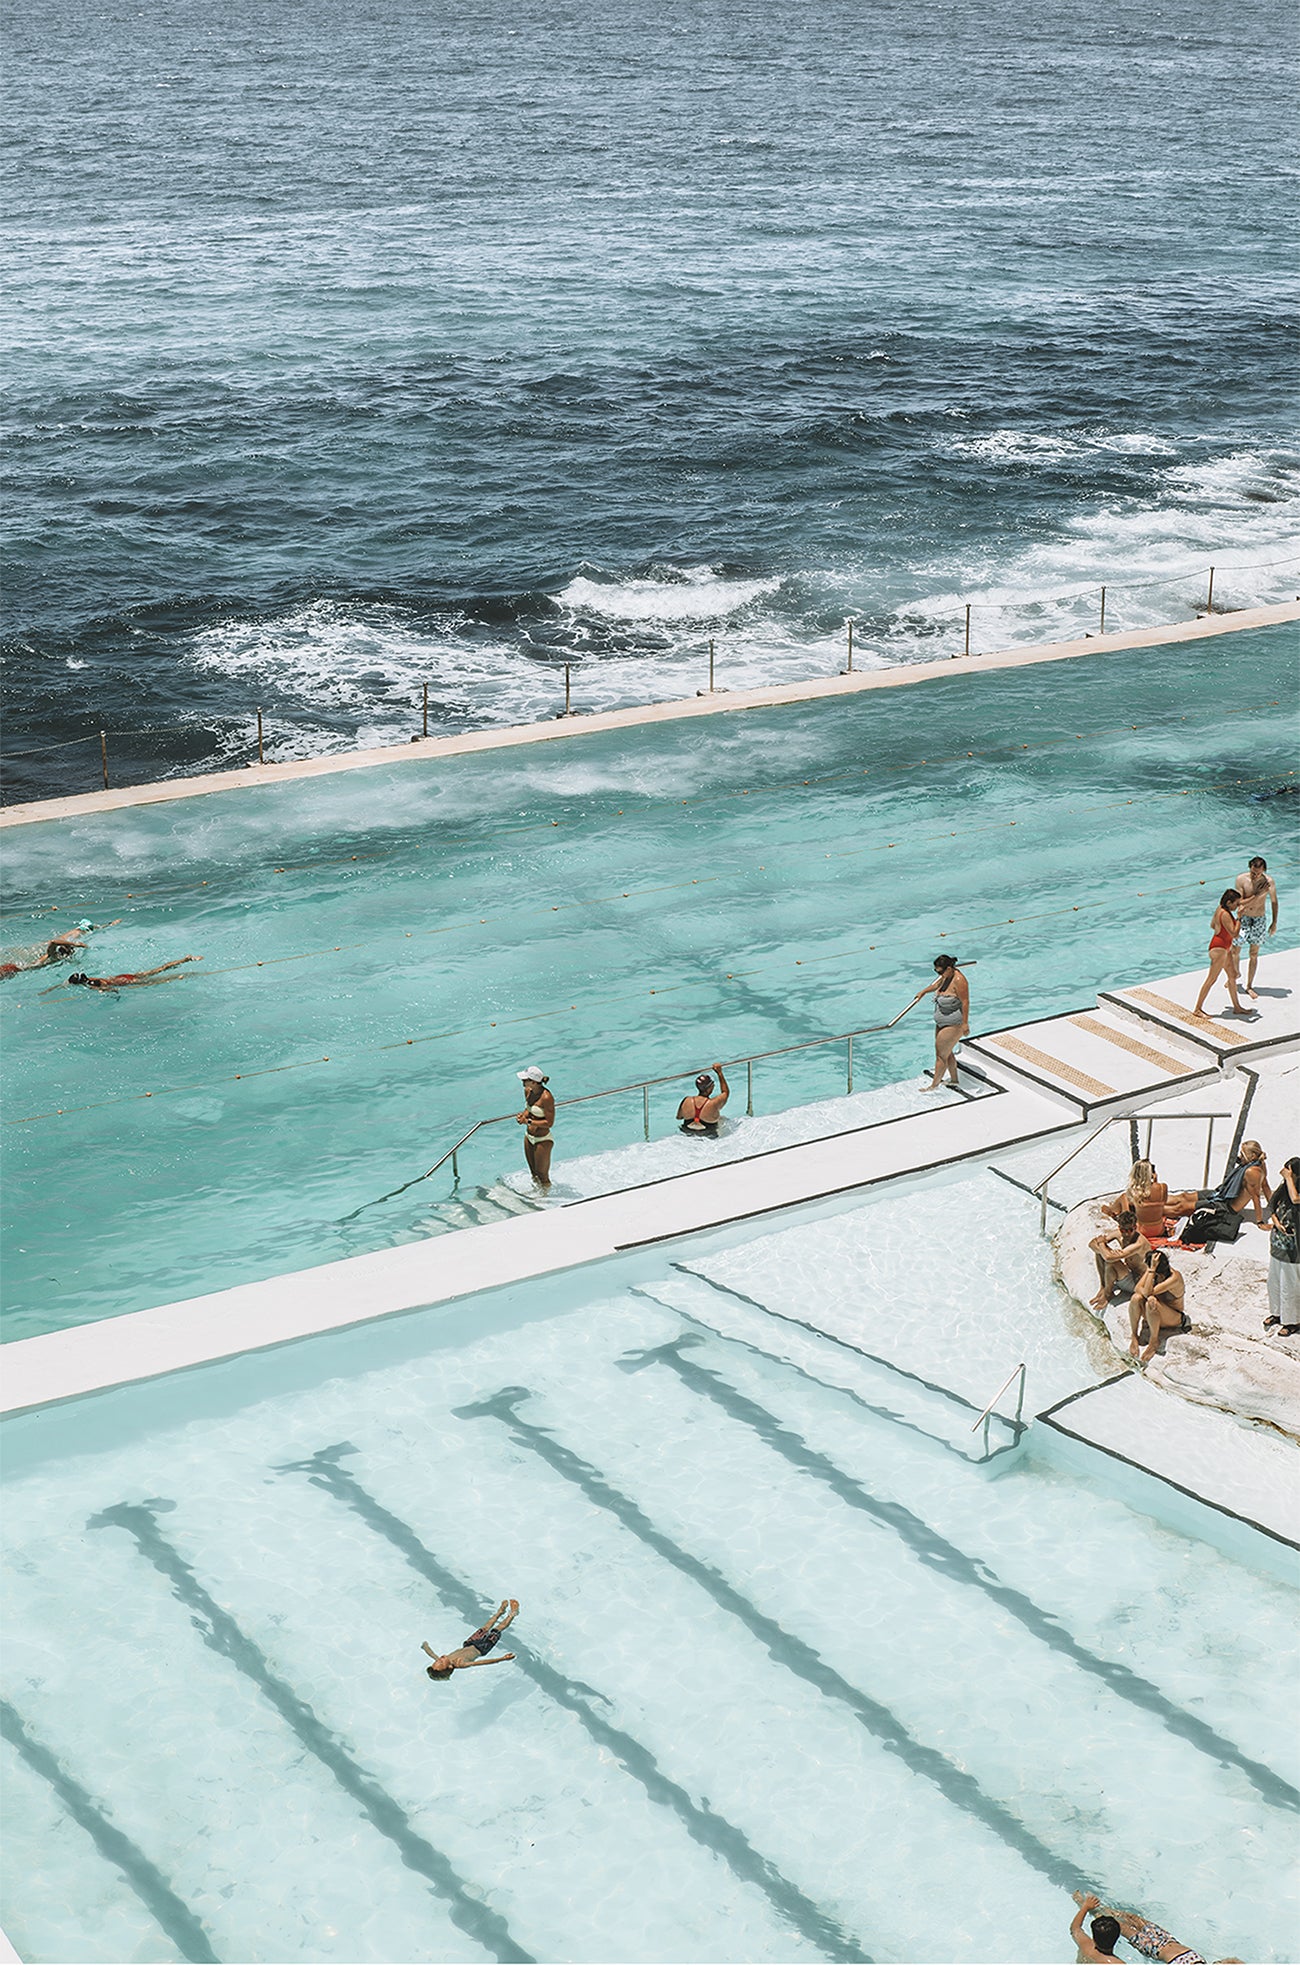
[3,0,1299,800]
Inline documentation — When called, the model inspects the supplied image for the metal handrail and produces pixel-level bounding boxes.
[970,1362,1027,1434]
[1035,1110,1232,1235]
[346,988,935,1220]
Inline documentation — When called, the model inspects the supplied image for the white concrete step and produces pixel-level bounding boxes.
[964,1004,1220,1115]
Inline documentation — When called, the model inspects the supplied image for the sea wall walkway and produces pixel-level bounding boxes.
[3,600,1296,829]
[4,950,1294,1420]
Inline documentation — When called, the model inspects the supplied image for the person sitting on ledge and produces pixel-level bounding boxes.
[1102,1160,1172,1240]
[422,1599,519,1680]
[1089,1209,1151,1310]
[1128,1249,1188,1365]
[678,1065,730,1138]
[1071,1894,1209,1965]
[1162,1141,1270,1230]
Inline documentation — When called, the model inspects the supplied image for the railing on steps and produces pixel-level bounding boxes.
[344,990,935,1221]
[970,1361,1027,1459]
[1035,1108,1234,1236]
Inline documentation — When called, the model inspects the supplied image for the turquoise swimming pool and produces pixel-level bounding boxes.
[2,1170,1296,1964]
[1,623,1296,1336]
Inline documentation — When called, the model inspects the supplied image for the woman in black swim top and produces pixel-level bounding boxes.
[678,1065,730,1137]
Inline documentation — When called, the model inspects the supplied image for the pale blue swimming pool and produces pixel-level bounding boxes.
[1,623,1296,1336]
[2,1169,1296,1964]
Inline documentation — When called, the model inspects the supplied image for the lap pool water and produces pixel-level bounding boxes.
[2,624,1296,1336]
[2,1170,1296,1964]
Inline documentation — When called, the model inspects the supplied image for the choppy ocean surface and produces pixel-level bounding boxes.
[2,0,1297,799]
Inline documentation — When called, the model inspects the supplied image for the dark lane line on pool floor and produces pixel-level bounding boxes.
[453,1386,1095,1899]
[88,1499,532,1965]
[0,1697,221,1965]
[617,1330,1300,1815]
[274,1440,871,1965]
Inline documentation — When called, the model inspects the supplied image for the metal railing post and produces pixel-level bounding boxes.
[846,1033,854,1095]
[99,730,109,789]
[708,639,715,692]
[450,1145,460,1185]
[964,604,971,659]
[564,665,571,715]
[1128,1117,1140,1165]
[1202,1116,1215,1189]
[1206,565,1215,615]
[846,620,854,673]
[257,708,264,766]
[643,1083,650,1141]
[746,1060,754,1116]
[423,683,429,739]
[1099,586,1107,634]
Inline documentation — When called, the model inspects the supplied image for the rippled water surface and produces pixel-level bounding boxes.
[2,0,1298,796]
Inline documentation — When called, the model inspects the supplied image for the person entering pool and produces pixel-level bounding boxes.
[677,1065,729,1137]
[515,1067,555,1189]
[912,954,969,1090]
[1071,1893,1212,1965]
[422,1599,519,1680]
[60,955,201,993]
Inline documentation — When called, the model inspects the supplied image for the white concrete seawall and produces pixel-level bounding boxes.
[3,599,1296,829]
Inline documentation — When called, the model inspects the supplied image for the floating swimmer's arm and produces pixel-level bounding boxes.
[465,1652,515,1668]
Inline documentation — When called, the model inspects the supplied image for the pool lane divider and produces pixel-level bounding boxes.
[453,1385,1097,1897]
[275,1441,873,1964]
[3,599,1296,829]
[617,1327,1300,1815]
[88,1499,533,1965]
[0,1699,221,1964]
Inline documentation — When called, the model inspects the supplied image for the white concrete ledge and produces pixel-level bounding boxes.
[4,601,1296,829]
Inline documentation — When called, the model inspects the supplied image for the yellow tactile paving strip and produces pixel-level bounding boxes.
[986,1033,1115,1099]
[1069,1015,1191,1076]
[1124,988,1248,1047]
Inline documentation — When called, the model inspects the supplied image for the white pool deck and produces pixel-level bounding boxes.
[2,599,1296,829]
[4,949,1295,1426]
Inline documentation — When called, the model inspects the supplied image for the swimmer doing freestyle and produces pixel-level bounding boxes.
[56,956,202,993]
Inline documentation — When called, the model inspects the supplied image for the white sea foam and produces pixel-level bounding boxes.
[555,565,781,621]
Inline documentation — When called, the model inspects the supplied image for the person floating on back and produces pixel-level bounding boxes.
[677,1065,729,1138]
[515,1067,555,1189]
[60,955,201,993]
[422,1599,519,1680]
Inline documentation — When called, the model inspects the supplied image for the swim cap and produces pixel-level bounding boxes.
[517,1065,548,1084]
[77,920,93,931]
[695,1074,714,1092]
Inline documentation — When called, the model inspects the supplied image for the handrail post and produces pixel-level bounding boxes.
[1206,565,1215,615]
[746,1059,754,1116]
[451,1144,460,1185]
[846,619,854,673]
[564,664,571,716]
[423,682,429,739]
[1099,585,1107,635]
[99,730,109,789]
[1202,1116,1214,1189]
[708,639,715,692]
[964,603,971,659]
[257,707,264,766]
[1014,1363,1026,1429]
[643,1082,650,1141]
[846,1033,854,1095]
[1128,1117,1140,1165]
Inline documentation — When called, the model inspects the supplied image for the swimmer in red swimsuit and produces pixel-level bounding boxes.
[1193,890,1245,1017]
[62,955,201,992]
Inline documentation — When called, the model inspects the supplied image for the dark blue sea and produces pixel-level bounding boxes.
[3,0,1297,800]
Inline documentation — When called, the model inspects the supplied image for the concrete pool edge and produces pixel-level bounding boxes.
[3,600,1297,828]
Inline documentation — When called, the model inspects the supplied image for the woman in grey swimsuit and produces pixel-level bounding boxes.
[912,954,970,1091]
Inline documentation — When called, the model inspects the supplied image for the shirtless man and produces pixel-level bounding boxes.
[1164,1142,1270,1231]
[1235,855,1278,996]
[1129,1250,1187,1365]
[1089,1210,1151,1311]
[62,956,201,993]
[422,1599,519,1680]
[515,1067,555,1189]
[677,1065,730,1138]
[1071,1894,1208,1965]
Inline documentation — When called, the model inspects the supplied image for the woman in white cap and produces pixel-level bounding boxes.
[515,1067,555,1189]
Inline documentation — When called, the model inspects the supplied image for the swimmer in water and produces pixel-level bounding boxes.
[58,956,201,993]
[0,918,120,980]
[677,1065,730,1137]
[422,1600,519,1680]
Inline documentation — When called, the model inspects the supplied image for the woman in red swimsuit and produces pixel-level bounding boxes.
[1193,890,1245,1017]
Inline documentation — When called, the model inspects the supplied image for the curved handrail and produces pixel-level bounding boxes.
[342,988,932,1221]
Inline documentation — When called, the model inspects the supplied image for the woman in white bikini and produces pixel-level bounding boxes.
[912,954,969,1091]
[515,1067,555,1190]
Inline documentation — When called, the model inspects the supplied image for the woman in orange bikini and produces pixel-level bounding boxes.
[1103,1160,1172,1240]
[1192,890,1244,1017]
